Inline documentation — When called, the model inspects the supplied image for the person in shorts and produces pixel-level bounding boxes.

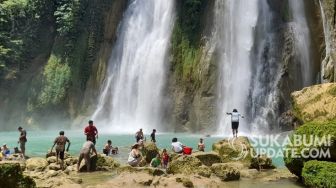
[77,137,97,172]
[50,131,71,170]
[17,127,27,158]
[226,109,244,137]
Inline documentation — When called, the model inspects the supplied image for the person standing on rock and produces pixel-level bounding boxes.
[226,109,244,138]
[135,128,144,143]
[50,131,71,170]
[18,126,27,158]
[77,137,97,172]
[150,129,156,143]
[84,120,98,145]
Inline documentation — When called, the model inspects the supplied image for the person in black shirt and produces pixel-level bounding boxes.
[150,129,156,143]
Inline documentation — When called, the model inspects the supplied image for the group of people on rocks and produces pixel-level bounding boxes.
[1,109,243,170]
[127,128,207,168]
[0,126,27,161]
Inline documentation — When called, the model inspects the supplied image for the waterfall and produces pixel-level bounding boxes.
[289,0,314,86]
[216,0,315,135]
[92,0,175,133]
[215,0,259,136]
[249,1,282,134]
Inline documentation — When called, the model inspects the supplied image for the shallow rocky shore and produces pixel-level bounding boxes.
[0,137,299,188]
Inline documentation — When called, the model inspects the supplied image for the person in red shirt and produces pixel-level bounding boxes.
[84,120,98,145]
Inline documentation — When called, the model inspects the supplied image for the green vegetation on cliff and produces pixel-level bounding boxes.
[0,0,54,78]
[171,0,207,87]
[302,160,336,188]
[284,120,336,178]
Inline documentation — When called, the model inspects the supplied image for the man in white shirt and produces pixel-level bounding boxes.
[171,138,184,153]
[227,109,244,137]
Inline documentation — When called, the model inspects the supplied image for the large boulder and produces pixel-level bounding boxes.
[250,154,276,170]
[212,136,254,165]
[26,157,48,172]
[141,142,159,163]
[167,155,202,174]
[79,154,120,172]
[210,163,240,181]
[284,121,336,178]
[0,162,36,187]
[192,152,222,166]
[302,160,336,188]
[291,83,336,123]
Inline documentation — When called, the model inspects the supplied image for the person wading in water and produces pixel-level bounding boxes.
[84,120,98,145]
[226,109,244,138]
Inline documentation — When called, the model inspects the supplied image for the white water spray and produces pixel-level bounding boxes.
[289,0,314,86]
[92,0,175,133]
[215,0,259,136]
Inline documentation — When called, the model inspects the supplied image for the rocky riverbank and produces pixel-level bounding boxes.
[0,138,298,188]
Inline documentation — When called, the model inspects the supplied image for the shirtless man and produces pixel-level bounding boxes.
[50,131,71,170]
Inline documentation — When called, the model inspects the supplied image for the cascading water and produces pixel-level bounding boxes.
[249,1,282,134]
[289,0,314,86]
[215,0,259,136]
[92,0,174,133]
[216,0,315,135]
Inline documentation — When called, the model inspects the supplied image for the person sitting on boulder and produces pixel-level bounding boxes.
[198,138,205,152]
[103,140,118,156]
[0,148,3,161]
[161,149,169,169]
[77,137,97,172]
[50,131,71,170]
[150,153,161,168]
[1,144,10,157]
[171,138,184,154]
[226,109,244,138]
[127,143,142,167]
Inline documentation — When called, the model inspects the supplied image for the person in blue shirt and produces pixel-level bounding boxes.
[227,109,244,137]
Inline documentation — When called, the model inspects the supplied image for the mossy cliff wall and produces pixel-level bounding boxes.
[0,0,127,130]
[167,0,217,132]
[319,0,336,83]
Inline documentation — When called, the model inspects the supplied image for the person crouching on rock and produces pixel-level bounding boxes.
[127,143,142,167]
[77,137,97,172]
[50,131,71,170]
[171,138,185,154]
[226,109,244,138]
[150,153,161,168]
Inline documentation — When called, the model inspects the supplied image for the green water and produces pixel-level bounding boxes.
[0,130,286,166]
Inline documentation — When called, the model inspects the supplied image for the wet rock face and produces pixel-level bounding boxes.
[320,0,336,83]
